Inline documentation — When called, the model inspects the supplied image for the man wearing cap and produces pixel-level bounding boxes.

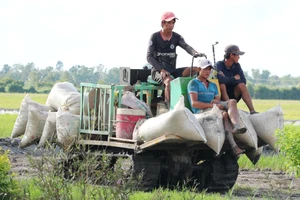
[187,58,246,155]
[147,11,203,108]
[216,44,258,115]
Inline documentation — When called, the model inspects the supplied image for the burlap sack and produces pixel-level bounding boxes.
[246,146,263,165]
[138,96,207,142]
[56,108,80,149]
[38,111,57,148]
[11,94,53,138]
[234,110,258,149]
[194,105,225,155]
[19,105,49,148]
[46,82,80,114]
[248,105,284,152]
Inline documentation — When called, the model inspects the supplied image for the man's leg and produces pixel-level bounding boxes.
[222,111,244,155]
[181,67,198,77]
[220,84,230,101]
[234,83,256,113]
[227,99,247,134]
[163,76,172,108]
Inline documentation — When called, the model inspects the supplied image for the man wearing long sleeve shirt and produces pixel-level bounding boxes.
[216,44,258,114]
[146,11,202,108]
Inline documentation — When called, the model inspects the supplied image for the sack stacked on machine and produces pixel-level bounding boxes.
[194,105,225,155]
[56,107,80,149]
[246,146,263,165]
[121,91,153,117]
[248,105,284,153]
[46,82,80,115]
[136,96,207,143]
[234,110,258,150]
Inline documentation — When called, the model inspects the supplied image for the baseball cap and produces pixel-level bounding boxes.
[198,59,214,69]
[161,12,178,22]
[224,44,245,55]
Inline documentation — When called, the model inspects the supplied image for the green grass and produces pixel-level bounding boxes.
[0,93,299,120]
[0,114,17,138]
[0,93,48,109]
[21,180,237,200]
[238,153,287,171]
[237,99,300,120]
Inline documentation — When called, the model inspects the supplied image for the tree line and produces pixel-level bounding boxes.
[0,62,300,100]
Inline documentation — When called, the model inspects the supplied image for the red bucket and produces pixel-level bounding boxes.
[116,108,146,139]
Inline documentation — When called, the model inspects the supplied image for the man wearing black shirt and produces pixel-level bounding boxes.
[216,44,258,114]
[146,11,202,107]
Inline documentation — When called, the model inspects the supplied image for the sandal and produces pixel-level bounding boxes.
[232,145,245,156]
[232,124,247,134]
[250,111,259,115]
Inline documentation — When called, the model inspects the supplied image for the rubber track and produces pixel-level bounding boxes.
[132,153,161,190]
[207,154,239,191]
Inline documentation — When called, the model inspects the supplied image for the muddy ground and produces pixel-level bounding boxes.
[1,137,300,199]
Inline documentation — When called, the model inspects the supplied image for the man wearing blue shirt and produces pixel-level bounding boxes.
[216,44,258,114]
[187,58,246,155]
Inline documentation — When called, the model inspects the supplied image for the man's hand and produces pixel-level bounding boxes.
[160,69,170,79]
[234,74,240,80]
[218,71,225,77]
[193,52,206,58]
[215,103,224,110]
[211,99,220,104]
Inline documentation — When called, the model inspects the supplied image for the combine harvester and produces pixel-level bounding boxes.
[76,56,282,191]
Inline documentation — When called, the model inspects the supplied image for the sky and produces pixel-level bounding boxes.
[0,0,299,77]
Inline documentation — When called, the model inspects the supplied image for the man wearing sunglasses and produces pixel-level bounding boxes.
[146,11,202,108]
[216,44,258,115]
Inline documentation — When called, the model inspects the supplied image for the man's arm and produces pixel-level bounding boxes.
[216,61,239,85]
[146,33,164,72]
[177,34,197,56]
[237,65,247,85]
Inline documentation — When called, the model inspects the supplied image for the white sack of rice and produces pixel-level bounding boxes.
[248,105,284,152]
[194,105,225,155]
[11,94,53,138]
[138,96,207,142]
[132,118,147,143]
[234,110,258,150]
[46,82,80,114]
[56,107,80,149]
[19,105,49,148]
[38,111,57,148]
[246,146,263,165]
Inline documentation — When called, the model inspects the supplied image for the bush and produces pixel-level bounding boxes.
[24,86,37,93]
[0,148,20,199]
[28,145,142,199]
[276,125,300,177]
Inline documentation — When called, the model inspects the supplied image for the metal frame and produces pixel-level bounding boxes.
[79,82,164,141]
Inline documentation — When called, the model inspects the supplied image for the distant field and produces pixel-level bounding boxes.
[0,93,48,109]
[0,93,299,120]
[237,99,300,120]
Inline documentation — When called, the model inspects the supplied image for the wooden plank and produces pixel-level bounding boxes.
[77,139,136,149]
[139,135,184,150]
[80,129,109,135]
[109,137,137,143]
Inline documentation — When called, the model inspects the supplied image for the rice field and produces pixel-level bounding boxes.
[0,93,48,109]
[1,93,299,120]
